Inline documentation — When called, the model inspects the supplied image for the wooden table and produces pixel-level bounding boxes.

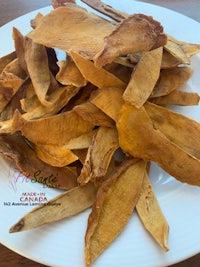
[0,0,200,266]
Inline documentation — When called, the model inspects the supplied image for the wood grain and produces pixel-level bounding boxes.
[0,0,200,266]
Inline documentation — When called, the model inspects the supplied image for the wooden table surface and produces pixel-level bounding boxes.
[0,0,200,266]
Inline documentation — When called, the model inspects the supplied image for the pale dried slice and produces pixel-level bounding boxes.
[9,182,97,232]
[0,133,78,189]
[56,59,87,87]
[27,6,115,58]
[151,66,193,98]
[136,172,169,251]
[117,102,200,186]
[68,50,126,89]
[144,101,200,159]
[123,47,163,108]
[12,109,94,146]
[94,14,167,67]
[85,158,146,267]
[90,87,124,121]
[24,37,52,107]
[78,126,119,185]
[151,89,199,106]
[81,0,127,22]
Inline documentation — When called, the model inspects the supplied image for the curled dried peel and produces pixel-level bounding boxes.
[94,13,167,67]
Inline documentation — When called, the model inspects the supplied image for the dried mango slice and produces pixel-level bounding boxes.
[167,35,200,57]
[12,27,27,73]
[73,102,114,128]
[58,130,97,150]
[3,58,27,79]
[68,50,126,89]
[30,12,44,29]
[117,102,200,186]
[151,66,193,98]
[78,126,119,185]
[34,144,78,167]
[94,14,167,67]
[56,59,87,87]
[0,71,24,113]
[161,50,182,69]
[85,158,146,267]
[151,89,199,106]
[136,172,169,251]
[22,85,80,119]
[27,6,115,58]
[12,109,94,146]
[145,101,200,159]
[164,40,190,64]
[24,38,52,107]
[123,47,163,108]
[0,51,16,74]
[90,87,124,121]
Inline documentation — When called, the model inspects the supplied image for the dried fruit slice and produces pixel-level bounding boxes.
[117,102,200,186]
[85,158,146,267]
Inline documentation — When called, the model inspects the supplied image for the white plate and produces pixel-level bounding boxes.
[0,1,200,266]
